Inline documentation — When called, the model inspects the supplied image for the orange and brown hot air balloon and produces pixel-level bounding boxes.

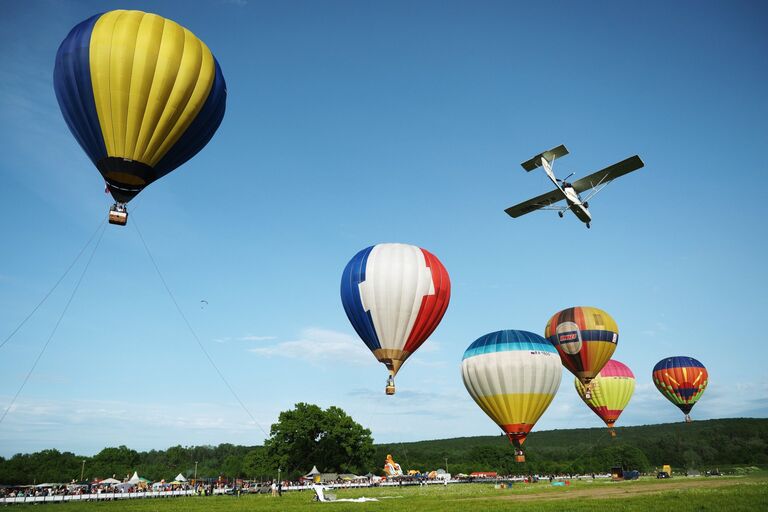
[545,306,618,399]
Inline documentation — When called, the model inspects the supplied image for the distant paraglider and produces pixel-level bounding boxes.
[461,330,562,462]
[54,10,227,226]
[340,243,450,395]
[653,356,708,422]
[575,359,635,437]
[545,306,618,399]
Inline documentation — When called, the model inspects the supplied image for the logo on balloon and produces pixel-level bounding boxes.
[556,322,582,355]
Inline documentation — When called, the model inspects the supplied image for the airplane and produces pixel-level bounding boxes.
[505,145,644,228]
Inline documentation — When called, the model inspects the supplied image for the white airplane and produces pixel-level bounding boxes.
[505,145,644,228]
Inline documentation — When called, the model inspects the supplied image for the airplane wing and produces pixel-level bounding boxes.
[505,188,566,218]
[521,145,569,172]
[572,155,644,193]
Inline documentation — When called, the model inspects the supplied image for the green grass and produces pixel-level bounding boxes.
[30,475,768,511]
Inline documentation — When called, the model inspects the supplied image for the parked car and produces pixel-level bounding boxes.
[656,471,670,479]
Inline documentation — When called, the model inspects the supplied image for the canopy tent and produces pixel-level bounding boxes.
[304,466,321,478]
[99,478,122,485]
[128,471,151,484]
[174,473,187,482]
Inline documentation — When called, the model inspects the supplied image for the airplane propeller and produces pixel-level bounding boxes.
[556,172,575,186]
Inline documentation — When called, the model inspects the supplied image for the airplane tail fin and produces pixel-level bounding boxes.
[521,145,569,172]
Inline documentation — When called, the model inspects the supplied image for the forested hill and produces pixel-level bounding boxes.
[1,418,765,484]
[374,418,768,474]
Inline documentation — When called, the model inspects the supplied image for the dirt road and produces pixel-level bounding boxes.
[477,478,748,502]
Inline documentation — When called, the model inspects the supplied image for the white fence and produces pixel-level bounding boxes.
[0,489,196,504]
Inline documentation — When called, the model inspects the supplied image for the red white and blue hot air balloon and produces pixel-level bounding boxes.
[341,243,451,395]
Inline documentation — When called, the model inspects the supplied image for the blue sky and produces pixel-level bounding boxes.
[1,0,766,457]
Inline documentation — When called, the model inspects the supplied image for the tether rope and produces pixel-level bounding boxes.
[0,219,105,351]
[0,222,107,425]
[131,215,270,439]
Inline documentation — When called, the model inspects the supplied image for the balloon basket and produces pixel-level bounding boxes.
[385,375,396,395]
[685,414,692,423]
[610,429,617,438]
[515,454,525,463]
[109,203,128,226]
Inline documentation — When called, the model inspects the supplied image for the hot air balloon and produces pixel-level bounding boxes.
[574,359,635,437]
[461,330,562,462]
[652,356,708,422]
[54,10,227,225]
[545,306,618,399]
[340,243,450,395]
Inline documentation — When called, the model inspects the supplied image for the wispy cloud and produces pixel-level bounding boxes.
[239,335,276,341]
[249,328,372,366]
[0,397,275,457]
[213,334,276,343]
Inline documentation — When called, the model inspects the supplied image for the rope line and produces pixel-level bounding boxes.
[0,222,107,425]
[0,219,105,351]
[131,216,270,439]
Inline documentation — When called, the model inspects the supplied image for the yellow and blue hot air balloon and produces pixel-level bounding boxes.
[54,10,226,225]
[461,330,562,462]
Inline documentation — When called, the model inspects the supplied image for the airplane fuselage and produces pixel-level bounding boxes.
[562,185,592,224]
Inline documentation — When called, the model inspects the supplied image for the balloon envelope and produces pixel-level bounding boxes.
[54,10,226,203]
[652,356,708,418]
[461,330,562,457]
[545,306,618,385]
[575,359,635,433]
[340,243,450,393]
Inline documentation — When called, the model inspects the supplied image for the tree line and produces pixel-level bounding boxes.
[1,410,765,485]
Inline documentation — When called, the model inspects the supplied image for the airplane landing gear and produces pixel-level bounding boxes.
[586,222,591,229]
[558,211,564,218]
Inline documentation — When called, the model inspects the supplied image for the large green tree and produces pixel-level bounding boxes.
[265,403,375,479]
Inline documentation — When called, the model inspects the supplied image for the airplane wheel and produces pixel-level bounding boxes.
[583,202,589,209]
[586,223,591,229]
[558,212,564,218]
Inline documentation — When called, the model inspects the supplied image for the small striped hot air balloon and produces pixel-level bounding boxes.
[545,306,619,399]
[653,356,708,422]
[575,359,635,437]
[54,10,226,225]
[340,243,450,395]
[461,330,562,462]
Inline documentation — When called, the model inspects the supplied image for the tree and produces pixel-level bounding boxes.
[242,448,275,480]
[89,446,139,480]
[265,403,374,479]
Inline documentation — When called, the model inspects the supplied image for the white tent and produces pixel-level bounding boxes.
[128,472,140,484]
[174,473,187,482]
[99,478,121,485]
[302,466,321,480]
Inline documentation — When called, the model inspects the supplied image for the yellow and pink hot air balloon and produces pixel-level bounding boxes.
[575,359,635,436]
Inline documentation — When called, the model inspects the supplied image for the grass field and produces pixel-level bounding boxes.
[36,474,768,511]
